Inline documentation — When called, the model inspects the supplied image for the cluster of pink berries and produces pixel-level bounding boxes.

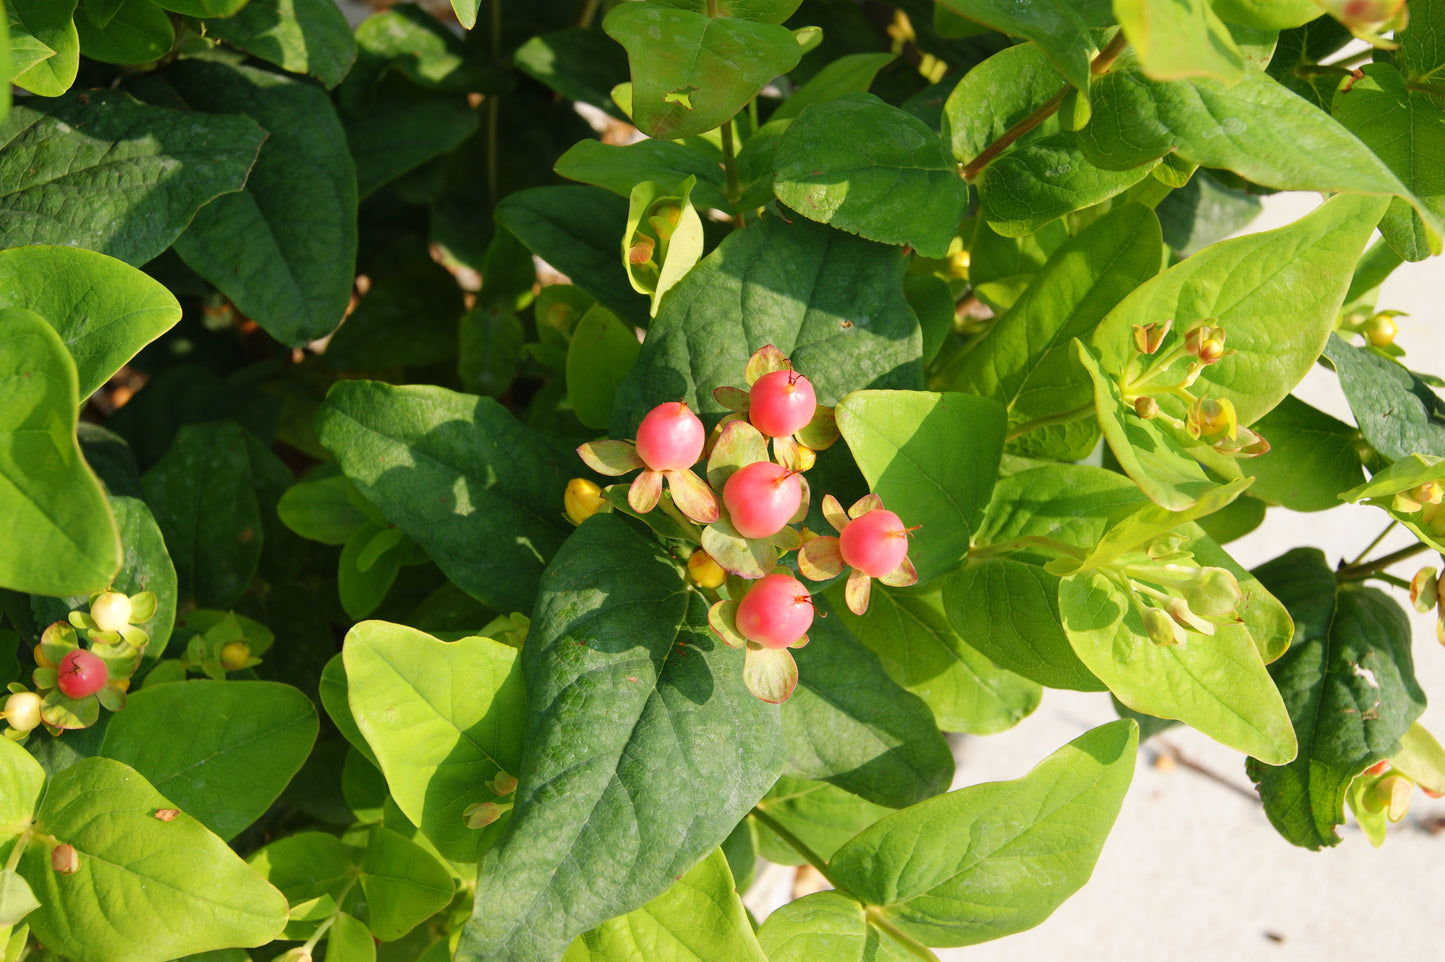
[577,346,916,702]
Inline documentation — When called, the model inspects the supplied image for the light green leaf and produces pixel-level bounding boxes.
[752,778,893,866]
[338,523,407,620]
[1243,395,1364,511]
[932,0,1094,91]
[328,912,376,962]
[207,0,356,88]
[974,462,1149,551]
[318,654,377,765]
[604,3,802,140]
[20,757,288,962]
[246,832,359,940]
[562,849,766,962]
[773,93,969,257]
[836,390,1006,583]
[1210,0,1320,29]
[168,60,357,347]
[0,90,264,265]
[315,381,573,614]
[1059,571,1295,763]
[450,0,480,28]
[756,890,920,962]
[360,826,455,941]
[344,621,526,864]
[948,203,1161,460]
[567,306,642,430]
[457,515,784,962]
[99,681,318,841]
[555,139,729,213]
[278,471,372,546]
[828,720,1138,947]
[836,581,1044,732]
[74,0,173,65]
[1114,0,1244,84]
[0,245,180,398]
[976,131,1157,236]
[0,736,45,828]
[621,176,705,316]
[0,307,120,597]
[8,0,77,96]
[0,869,39,928]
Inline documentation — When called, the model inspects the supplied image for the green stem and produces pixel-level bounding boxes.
[749,808,841,888]
[576,0,600,28]
[1336,542,1430,583]
[3,828,32,874]
[968,534,1087,562]
[1407,79,1445,97]
[1294,63,1355,78]
[1004,402,1095,442]
[866,907,940,962]
[1346,521,1398,568]
[720,120,744,228]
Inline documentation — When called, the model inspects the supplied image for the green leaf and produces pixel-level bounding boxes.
[1242,395,1365,511]
[450,0,481,28]
[1115,0,1244,84]
[496,187,651,328]
[338,523,407,620]
[206,0,357,89]
[0,736,45,828]
[360,826,455,941]
[166,60,357,347]
[562,849,766,962]
[456,514,785,962]
[974,462,1149,552]
[828,719,1138,947]
[319,654,377,765]
[1322,332,1445,460]
[1332,63,1445,261]
[1058,570,1296,763]
[343,621,526,864]
[1210,0,1320,29]
[836,390,1006,583]
[346,90,481,199]
[150,0,246,15]
[0,869,40,928]
[752,777,893,865]
[771,52,897,123]
[1340,454,1445,555]
[756,890,920,962]
[611,215,924,437]
[315,381,573,614]
[1155,167,1263,256]
[622,176,705,316]
[783,599,956,808]
[947,203,1161,460]
[328,912,376,962]
[566,306,642,430]
[0,307,120,597]
[514,28,631,120]
[1248,552,1426,849]
[459,303,525,398]
[0,90,264,265]
[554,138,729,213]
[1089,193,1387,426]
[1077,61,1439,240]
[320,240,466,370]
[603,3,802,140]
[278,471,371,546]
[247,832,358,940]
[0,5,9,124]
[0,245,181,398]
[337,3,500,112]
[942,38,1078,165]
[7,0,78,96]
[74,0,173,65]
[99,680,318,841]
[1400,0,1445,82]
[944,558,1106,692]
[772,93,969,257]
[141,421,265,608]
[20,757,288,962]
[836,581,1044,732]
[932,0,1094,91]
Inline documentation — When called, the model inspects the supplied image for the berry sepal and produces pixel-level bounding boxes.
[743,646,798,704]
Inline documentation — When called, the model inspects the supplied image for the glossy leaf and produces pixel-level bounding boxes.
[0,90,263,265]
[0,245,181,399]
[948,203,1161,460]
[456,515,785,962]
[359,826,455,941]
[757,890,921,962]
[604,3,802,140]
[932,0,1094,91]
[0,307,120,597]
[783,599,956,808]
[1248,552,1426,849]
[836,581,1044,731]
[561,849,766,962]
[315,380,573,615]
[611,215,924,438]
[828,720,1138,947]
[1322,333,1445,459]
[206,0,357,89]
[141,421,264,609]
[1059,570,1296,763]
[1114,0,1244,84]
[99,680,318,841]
[773,93,969,257]
[344,622,526,864]
[168,61,358,347]
[19,757,288,962]
[1243,395,1365,511]
[836,390,1006,583]
[7,0,78,96]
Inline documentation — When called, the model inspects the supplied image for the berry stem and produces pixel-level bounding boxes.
[1336,542,1431,583]
[748,807,842,889]
[1345,520,1398,568]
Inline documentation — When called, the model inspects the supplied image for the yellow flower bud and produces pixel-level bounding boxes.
[565,478,607,525]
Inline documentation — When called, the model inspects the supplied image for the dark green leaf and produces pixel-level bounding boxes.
[828,720,1138,947]
[205,0,357,89]
[782,599,955,808]
[554,138,729,212]
[611,215,924,437]
[316,381,574,614]
[514,28,631,119]
[772,93,968,257]
[1243,395,1365,511]
[167,61,358,346]
[337,3,501,116]
[338,523,407,620]
[99,680,318,841]
[0,90,263,265]
[931,0,1093,90]
[346,85,480,199]
[0,308,120,597]
[74,0,173,65]
[1400,0,1445,83]
[360,826,455,941]
[150,0,247,15]
[1322,332,1445,460]
[456,514,785,962]
[458,304,525,398]
[322,241,465,369]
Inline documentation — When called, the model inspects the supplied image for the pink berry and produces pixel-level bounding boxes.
[839,509,909,578]
[723,462,802,539]
[635,401,705,471]
[749,370,817,438]
[735,574,814,649]
[56,649,108,699]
